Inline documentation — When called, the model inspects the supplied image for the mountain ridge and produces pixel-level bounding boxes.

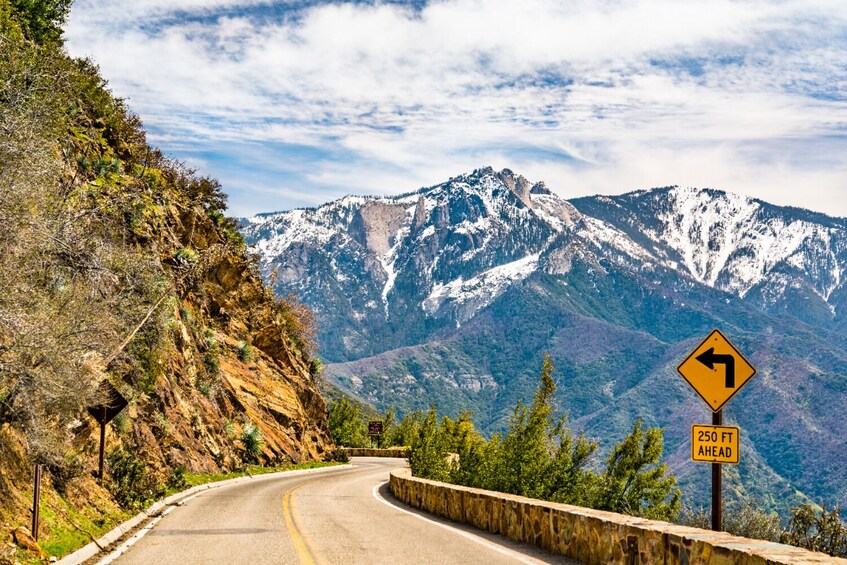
[240,167,847,514]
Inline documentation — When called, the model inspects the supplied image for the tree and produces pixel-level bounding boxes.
[494,354,558,498]
[7,0,72,45]
[327,398,367,447]
[592,419,681,521]
[390,409,423,447]
[408,406,449,482]
[543,419,598,506]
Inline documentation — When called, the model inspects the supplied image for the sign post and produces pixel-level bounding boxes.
[368,420,383,448]
[31,464,42,542]
[86,381,128,484]
[677,329,757,532]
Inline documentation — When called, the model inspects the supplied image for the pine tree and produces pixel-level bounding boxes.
[592,419,681,521]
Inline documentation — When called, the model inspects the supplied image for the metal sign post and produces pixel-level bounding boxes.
[368,420,383,448]
[678,329,757,532]
[711,409,722,532]
[86,380,128,484]
[31,464,42,541]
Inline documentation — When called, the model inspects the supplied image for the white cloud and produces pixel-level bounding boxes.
[66,0,847,216]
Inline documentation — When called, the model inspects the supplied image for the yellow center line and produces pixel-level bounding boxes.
[282,482,321,565]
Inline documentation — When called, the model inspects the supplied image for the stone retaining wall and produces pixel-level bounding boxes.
[342,447,408,458]
[389,468,843,564]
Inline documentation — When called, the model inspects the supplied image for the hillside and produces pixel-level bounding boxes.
[241,167,847,515]
[0,0,331,551]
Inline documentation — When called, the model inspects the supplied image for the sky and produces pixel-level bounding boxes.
[66,0,847,217]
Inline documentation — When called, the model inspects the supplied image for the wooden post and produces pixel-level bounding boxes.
[712,409,722,531]
[31,464,42,541]
[98,406,107,483]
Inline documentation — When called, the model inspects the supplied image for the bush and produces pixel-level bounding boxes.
[240,423,263,463]
[781,503,847,557]
[173,247,199,266]
[167,465,188,491]
[107,448,163,509]
[236,340,253,363]
[592,419,680,521]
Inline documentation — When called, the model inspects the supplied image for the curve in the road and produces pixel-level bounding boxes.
[107,457,570,565]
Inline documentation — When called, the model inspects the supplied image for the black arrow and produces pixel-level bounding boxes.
[696,348,736,388]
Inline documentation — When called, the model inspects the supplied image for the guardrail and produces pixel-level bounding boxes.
[389,468,843,564]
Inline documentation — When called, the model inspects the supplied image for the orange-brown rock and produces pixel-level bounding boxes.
[11,528,45,558]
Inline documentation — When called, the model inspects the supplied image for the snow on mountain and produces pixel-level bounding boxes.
[241,170,847,358]
[422,253,540,322]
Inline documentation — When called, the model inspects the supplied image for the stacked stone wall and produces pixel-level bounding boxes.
[342,448,409,458]
[389,468,844,564]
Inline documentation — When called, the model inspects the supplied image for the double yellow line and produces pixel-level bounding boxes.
[281,483,321,565]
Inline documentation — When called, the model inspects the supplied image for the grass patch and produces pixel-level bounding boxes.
[165,461,343,495]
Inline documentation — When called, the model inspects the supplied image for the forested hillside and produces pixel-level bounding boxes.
[0,1,331,557]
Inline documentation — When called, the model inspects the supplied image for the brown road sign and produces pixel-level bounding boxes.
[677,329,757,412]
[368,421,383,436]
[692,424,739,464]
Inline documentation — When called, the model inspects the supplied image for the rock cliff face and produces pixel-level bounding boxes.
[0,9,332,545]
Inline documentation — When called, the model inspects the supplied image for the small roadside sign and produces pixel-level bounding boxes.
[368,421,383,436]
[677,329,757,412]
[692,424,739,465]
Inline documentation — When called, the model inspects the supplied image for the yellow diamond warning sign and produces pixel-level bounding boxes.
[677,329,757,412]
[692,424,739,464]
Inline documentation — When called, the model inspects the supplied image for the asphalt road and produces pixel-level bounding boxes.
[110,457,572,564]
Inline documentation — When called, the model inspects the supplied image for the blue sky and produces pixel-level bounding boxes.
[66,0,847,217]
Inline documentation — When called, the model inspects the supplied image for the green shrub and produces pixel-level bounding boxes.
[107,449,163,509]
[173,247,199,266]
[236,340,253,363]
[241,423,263,463]
[167,465,188,491]
[781,503,847,557]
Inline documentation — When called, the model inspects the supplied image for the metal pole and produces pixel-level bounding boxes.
[712,409,722,531]
[31,464,42,541]
[98,406,107,483]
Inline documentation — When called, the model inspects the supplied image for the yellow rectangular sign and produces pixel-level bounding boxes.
[691,424,739,464]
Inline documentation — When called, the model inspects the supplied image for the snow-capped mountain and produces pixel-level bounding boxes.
[572,187,847,328]
[240,168,847,516]
[242,168,847,358]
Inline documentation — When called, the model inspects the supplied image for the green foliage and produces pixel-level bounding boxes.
[166,465,188,491]
[680,498,782,542]
[781,503,847,557]
[408,356,679,522]
[593,419,681,521]
[408,406,450,482]
[327,397,368,448]
[107,448,163,510]
[493,355,558,498]
[308,357,323,379]
[7,0,72,44]
[173,247,199,266]
[236,340,254,363]
[240,423,264,463]
[389,409,423,447]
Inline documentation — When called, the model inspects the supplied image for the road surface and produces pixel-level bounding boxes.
[110,457,571,564]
